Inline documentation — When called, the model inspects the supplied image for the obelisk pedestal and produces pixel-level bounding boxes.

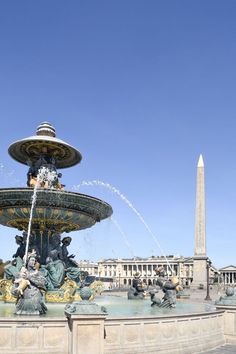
[192,155,208,288]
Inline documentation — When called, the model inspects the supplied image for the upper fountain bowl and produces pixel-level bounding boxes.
[8,122,82,169]
[0,188,113,233]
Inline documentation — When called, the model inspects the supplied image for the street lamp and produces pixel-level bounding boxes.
[205,259,212,301]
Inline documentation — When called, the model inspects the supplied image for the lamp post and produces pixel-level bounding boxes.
[205,259,212,301]
[118,272,121,291]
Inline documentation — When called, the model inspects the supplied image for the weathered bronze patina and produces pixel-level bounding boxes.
[0,122,113,309]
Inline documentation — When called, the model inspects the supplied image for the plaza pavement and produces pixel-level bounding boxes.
[202,344,236,353]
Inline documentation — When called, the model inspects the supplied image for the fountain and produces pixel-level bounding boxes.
[0,122,112,304]
[0,122,228,353]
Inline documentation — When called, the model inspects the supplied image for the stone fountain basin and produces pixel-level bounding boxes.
[0,188,113,233]
[0,297,225,354]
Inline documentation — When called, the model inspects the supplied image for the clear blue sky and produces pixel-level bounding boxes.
[0,0,236,268]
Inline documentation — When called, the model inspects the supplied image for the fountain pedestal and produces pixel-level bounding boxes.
[65,288,107,354]
[216,287,236,344]
[65,312,106,354]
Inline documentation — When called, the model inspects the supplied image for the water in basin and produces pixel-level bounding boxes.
[95,295,216,317]
[0,295,216,318]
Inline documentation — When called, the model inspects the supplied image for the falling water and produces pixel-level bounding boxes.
[83,231,95,258]
[24,166,57,264]
[73,180,173,274]
[24,173,41,264]
[111,216,138,267]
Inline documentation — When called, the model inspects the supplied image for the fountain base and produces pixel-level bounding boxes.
[0,300,226,354]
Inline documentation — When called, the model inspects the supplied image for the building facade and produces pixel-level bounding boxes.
[77,260,98,276]
[97,256,195,288]
[78,256,219,288]
[79,256,193,287]
[218,266,236,286]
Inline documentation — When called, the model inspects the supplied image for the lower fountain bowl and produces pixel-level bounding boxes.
[0,188,113,233]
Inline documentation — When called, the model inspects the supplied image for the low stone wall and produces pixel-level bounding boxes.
[104,311,225,354]
[216,305,236,344]
[0,316,70,354]
[0,310,226,354]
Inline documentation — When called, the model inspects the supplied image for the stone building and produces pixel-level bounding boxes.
[78,255,218,288]
[218,265,236,286]
[96,256,195,287]
[77,260,98,276]
[78,255,221,288]
[78,256,219,288]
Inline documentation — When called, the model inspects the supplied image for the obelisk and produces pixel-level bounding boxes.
[192,154,207,288]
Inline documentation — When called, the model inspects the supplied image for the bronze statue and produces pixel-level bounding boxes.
[11,251,47,315]
[0,122,112,309]
[27,155,65,190]
[61,236,76,267]
[127,272,146,300]
[150,267,182,308]
[12,235,25,259]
